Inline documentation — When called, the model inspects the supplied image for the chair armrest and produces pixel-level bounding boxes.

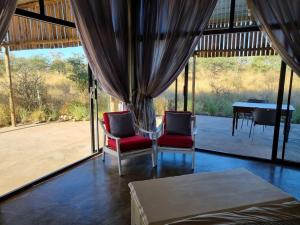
[155,123,163,138]
[134,124,156,139]
[193,127,198,135]
[99,121,120,140]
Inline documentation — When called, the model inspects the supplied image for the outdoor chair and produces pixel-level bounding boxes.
[156,111,197,169]
[241,98,269,128]
[249,108,276,139]
[100,111,156,176]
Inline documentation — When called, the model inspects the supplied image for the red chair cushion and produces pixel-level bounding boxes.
[157,134,193,148]
[103,111,129,132]
[108,135,152,152]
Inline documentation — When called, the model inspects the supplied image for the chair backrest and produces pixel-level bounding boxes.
[247,98,268,103]
[163,111,194,135]
[103,111,130,132]
[253,108,276,126]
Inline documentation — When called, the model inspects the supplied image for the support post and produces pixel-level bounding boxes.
[3,46,16,127]
[192,55,196,114]
[174,79,178,111]
[272,61,286,161]
[229,0,236,29]
[281,69,294,160]
[88,65,95,153]
[38,0,45,16]
[94,80,99,152]
[183,62,189,111]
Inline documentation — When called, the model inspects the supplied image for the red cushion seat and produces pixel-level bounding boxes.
[157,134,193,148]
[108,135,152,152]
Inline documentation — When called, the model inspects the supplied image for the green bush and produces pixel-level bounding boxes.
[17,107,31,123]
[68,102,89,121]
[30,109,47,123]
[154,97,168,116]
[0,104,11,127]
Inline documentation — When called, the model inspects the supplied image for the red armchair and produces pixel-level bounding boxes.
[156,111,197,169]
[100,111,156,176]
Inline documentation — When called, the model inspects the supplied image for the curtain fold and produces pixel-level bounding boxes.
[0,0,17,43]
[71,0,217,130]
[70,0,130,102]
[248,0,300,76]
[132,0,217,130]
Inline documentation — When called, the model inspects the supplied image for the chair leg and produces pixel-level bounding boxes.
[152,142,157,168]
[102,134,106,161]
[151,151,156,168]
[249,121,253,138]
[117,155,122,176]
[102,151,105,161]
[252,125,255,142]
[192,151,195,170]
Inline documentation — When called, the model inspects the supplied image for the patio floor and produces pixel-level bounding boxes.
[1,115,299,196]
[196,115,300,162]
[0,121,92,196]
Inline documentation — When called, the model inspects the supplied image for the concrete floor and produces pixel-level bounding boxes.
[196,115,300,162]
[1,152,300,225]
[0,121,92,196]
[1,116,299,196]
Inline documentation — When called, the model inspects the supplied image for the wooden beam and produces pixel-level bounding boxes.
[2,46,16,127]
[14,8,76,28]
[4,37,80,48]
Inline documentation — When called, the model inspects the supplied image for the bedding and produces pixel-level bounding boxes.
[169,201,300,225]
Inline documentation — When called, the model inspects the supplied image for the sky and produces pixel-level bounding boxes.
[10,46,85,59]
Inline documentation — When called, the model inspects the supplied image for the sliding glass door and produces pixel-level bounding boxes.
[277,68,300,164]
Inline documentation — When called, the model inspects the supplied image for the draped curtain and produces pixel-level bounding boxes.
[70,0,130,102]
[71,0,217,130]
[133,0,217,130]
[0,0,17,43]
[248,0,300,76]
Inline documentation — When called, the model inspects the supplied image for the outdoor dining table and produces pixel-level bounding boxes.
[232,102,295,140]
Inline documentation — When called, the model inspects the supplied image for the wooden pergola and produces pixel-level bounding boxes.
[1,0,276,130]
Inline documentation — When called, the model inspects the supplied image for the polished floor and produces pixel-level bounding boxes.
[2,115,300,197]
[0,152,300,225]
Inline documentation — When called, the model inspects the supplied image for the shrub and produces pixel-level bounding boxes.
[17,107,31,123]
[30,109,47,123]
[68,102,89,121]
[0,104,11,127]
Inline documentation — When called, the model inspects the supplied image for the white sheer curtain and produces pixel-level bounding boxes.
[71,0,217,130]
[248,0,300,75]
[0,0,17,43]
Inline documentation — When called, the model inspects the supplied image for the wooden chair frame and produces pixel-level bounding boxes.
[156,115,197,169]
[100,121,156,176]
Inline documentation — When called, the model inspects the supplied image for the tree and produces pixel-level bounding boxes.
[50,52,66,74]
[12,57,47,111]
[66,54,88,92]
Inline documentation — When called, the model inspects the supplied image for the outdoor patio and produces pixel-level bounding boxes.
[0,121,92,196]
[196,115,300,162]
